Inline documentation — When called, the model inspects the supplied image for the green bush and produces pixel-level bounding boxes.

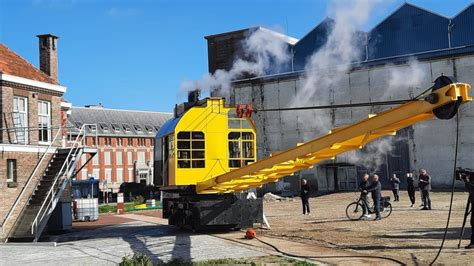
[98,204,117,213]
[120,253,152,266]
[132,195,145,205]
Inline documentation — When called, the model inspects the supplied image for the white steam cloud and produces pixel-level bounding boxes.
[383,57,426,100]
[180,28,291,97]
[341,137,396,172]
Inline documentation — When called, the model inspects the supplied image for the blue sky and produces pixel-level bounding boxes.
[0,0,471,112]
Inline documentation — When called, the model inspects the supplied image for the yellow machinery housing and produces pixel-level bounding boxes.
[155,76,471,230]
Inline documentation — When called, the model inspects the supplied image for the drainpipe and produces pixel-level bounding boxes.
[448,19,454,48]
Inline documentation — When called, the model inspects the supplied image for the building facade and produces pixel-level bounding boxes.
[207,3,474,192]
[0,34,71,239]
[68,106,172,193]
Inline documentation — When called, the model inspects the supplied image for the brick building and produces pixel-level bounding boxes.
[68,106,172,193]
[0,34,77,240]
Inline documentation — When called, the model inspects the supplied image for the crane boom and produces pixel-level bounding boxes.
[196,81,471,194]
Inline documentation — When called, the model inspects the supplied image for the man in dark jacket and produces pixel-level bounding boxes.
[406,171,416,207]
[419,169,432,210]
[359,174,370,217]
[365,174,382,221]
[390,173,400,202]
[300,179,311,215]
[464,172,474,249]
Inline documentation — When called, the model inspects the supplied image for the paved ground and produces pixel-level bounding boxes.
[1,217,267,265]
[262,191,474,265]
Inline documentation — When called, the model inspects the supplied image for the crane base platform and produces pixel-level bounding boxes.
[162,193,263,230]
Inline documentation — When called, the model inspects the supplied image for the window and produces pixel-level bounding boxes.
[228,132,255,168]
[13,96,28,144]
[99,123,109,132]
[104,151,111,165]
[177,131,205,168]
[145,125,154,133]
[138,138,146,146]
[7,159,17,183]
[116,152,123,165]
[134,125,142,132]
[117,138,123,146]
[112,124,121,133]
[127,152,133,165]
[123,124,131,133]
[92,153,99,165]
[38,100,51,143]
[138,151,145,163]
[154,126,161,131]
[128,138,133,146]
[105,168,112,184]
[116,168,124,184]
[87,124,96,132]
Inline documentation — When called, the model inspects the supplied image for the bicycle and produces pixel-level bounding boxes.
[345,192,392,220]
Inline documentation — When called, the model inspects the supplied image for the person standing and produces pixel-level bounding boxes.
[406,171,416,207]
[463,172,474,249]
[300,179,311,216]
[359,174,371,218]
[365,174,382,221]
[390,174,400,202]
[419,169,432,210]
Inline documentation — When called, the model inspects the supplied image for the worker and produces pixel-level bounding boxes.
[365,174,382,221]
[359,174,371,218]
[464,172,474,249]
[300,179,311,216]
[419,169,432,210]
[406,171,416,207]
[389,173,400,202]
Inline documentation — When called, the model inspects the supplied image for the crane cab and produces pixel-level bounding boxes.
[154,94,262,230]
[154,97,257,191]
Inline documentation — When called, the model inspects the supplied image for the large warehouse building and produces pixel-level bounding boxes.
[206,3,474,192]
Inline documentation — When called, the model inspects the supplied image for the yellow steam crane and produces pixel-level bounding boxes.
[154,76,471,230]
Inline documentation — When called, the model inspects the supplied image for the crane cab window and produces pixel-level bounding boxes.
[177,131,205,168]
[228,132,255,168]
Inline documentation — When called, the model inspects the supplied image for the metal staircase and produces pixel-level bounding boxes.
[3,124,97,242]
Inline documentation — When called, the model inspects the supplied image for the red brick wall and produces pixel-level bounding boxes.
[76,136,154,192]
[1,84,62,146]
[0,151,53,239]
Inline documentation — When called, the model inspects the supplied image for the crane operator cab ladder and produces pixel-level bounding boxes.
[155,76,471,231]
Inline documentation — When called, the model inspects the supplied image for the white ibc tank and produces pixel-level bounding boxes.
[75,198,99,221]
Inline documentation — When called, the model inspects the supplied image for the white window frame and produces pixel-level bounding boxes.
[38,100,51,144]
[12,96,28,144]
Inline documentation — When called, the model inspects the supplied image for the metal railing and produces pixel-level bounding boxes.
[1,123,98,241]
[0,127,62,237]
[31,124,97,241]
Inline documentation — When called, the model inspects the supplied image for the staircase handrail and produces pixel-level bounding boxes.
[1,126,62,236]
[31,124,97,240]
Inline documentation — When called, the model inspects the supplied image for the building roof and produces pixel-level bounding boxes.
[0,43,58,85]
[205,26,298,45]
[68,106,173,137]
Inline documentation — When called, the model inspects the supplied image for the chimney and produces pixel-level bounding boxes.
[37,34,59,82]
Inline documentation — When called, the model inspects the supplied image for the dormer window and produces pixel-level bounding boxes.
[123,124,131,133]
[75,121,83,129]
[134,125,142,132]
[87,125,96,132]
[145,125,154,133]
[99,123,109,132]
[112,124,121,132]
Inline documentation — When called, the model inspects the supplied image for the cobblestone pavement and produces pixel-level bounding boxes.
[0,220,266,265]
